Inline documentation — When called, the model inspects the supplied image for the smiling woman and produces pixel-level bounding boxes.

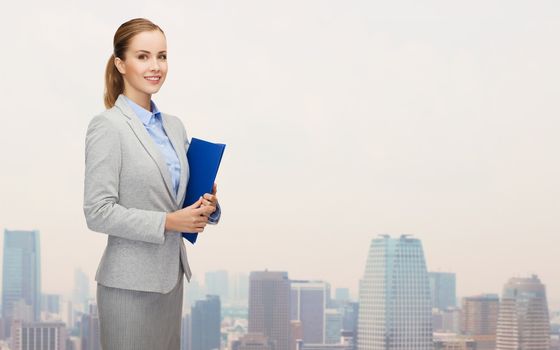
[104,20,168,109]
[84,18,221,350]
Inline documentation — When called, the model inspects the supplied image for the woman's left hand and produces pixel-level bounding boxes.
[201,183,219,215]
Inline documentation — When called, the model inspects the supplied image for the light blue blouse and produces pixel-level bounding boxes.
[124,96,220,223]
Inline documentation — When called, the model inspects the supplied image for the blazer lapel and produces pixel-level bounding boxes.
[162,114,189,208]
[114,95,176,202]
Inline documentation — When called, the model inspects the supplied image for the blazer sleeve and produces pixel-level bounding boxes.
[83,115,167,244]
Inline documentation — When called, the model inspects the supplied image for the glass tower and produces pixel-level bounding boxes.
[357,235,433,350]
[2,229,41,337]
[428,272,456,310]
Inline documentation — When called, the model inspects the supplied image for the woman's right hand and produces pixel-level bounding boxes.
[165,197,216,233]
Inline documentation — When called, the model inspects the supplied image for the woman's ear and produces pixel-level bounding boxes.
[114,56,126,75]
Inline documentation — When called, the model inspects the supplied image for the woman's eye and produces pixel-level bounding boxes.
[159,55,167,60]
[138,55,147,60]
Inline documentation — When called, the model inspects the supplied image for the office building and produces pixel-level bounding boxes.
[325,309,343,344]
[2,229,41,337]
[72,269,89,313]
[429,272,456,310]
[184,276,205,309]
[41,294,61,315]
[191,295,221,350]
[181,313,191,350]
[496,275,550,350]
[11,320,66,350]
[290,280,330,343]
[80,303,100,350]
[206,271,229,305]
[334,289,350,303]
[231,273,249,306]
[432,307,461,333]
[249,271,291,350]
[357,235,433,350]
[461,294,499,350]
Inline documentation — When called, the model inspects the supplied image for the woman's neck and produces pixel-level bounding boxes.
[123,90,152,112]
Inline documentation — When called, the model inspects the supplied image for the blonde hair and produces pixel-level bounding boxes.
[104,18,165,109]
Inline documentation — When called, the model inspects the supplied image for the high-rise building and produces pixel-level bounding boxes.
[41,294,61,315]
[249,271,291,350]
[231,273,249,306]
[432,307,461,333]
[206,271,229,305]
[461,294,499,350]
[339,302,358,350]
[184,277,205,309]
[334,289,350,303]
[496,275,550,350]
[429,272,456,310]
[2,229,41,337]
[325,309,343,344]
[290,280,330,343]
[72,269,90,313]
[291,320,303,350]
[191,295,221,350]
[11,320,66,350]
[80,303,100,350]
[357,235,433,350]
[181,314,191,350]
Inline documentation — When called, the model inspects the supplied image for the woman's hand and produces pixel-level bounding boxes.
[165,197,216,233]
[201,183,219,217]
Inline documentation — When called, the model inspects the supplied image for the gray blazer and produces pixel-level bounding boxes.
[84,94,205,294]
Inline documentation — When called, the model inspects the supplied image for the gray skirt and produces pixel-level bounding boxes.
[96,266,184,350]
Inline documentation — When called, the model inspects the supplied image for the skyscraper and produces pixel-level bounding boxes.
[249,271,291,350]
[496,275,550,350]
[325,309,343,344]
[357,235,433,350]
[290,280,330,343]
[2,229,41,337]
[206,271,229,305]
[461,294,499,350]
[41,294,61,315]
[80,303,100,350]
[191,295,221,350]
[184,276,205,309]
[334,289,350,303]
[231,273,249,306]
[181,313,191,350]
[72,269,90,313]
[428,272,456,310]
[340,302,358,350]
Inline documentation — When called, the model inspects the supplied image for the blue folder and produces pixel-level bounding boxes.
[182,138,226,244]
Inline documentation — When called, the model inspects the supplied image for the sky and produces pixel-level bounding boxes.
[1,0,559,308]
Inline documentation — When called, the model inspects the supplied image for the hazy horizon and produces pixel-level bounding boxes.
[2,0,559,309]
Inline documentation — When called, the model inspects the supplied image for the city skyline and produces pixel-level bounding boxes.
[1,227,560,310]
[1,0,559,307]
[0,229,557,350]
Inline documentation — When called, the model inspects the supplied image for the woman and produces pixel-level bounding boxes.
[83,18,221,349]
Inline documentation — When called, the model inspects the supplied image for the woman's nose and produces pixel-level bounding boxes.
[150,58,160,71]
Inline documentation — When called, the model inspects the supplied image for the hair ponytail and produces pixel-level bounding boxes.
[104,53,125,109]
[103,18,165,109]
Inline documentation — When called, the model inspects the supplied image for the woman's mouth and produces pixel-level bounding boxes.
[145,76,161,84]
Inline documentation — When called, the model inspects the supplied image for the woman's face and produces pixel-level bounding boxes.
[115,30,168,100]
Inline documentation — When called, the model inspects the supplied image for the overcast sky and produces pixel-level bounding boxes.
[1,0,559,308]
